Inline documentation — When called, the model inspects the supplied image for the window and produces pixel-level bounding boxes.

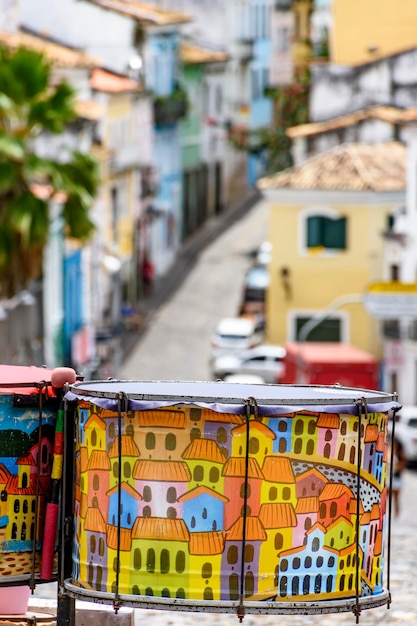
[307,215,346,250]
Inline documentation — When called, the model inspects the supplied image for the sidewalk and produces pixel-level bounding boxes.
[121,189,262,361]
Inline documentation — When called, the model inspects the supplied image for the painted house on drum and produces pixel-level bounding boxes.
[71,400,388,604]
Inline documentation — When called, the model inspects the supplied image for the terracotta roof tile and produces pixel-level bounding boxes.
[258,142,406,192]
[0,29,99,68]
[6,474,50,496]
[91,67,141,93]
[259,503,297,528]
[88,0,192,25]
[181,42,229,65]
[189,531,225,555]
[182,438,225,463]
[287,105,417,139]
[74,99,106,121]
[262,456,295,483]
[133,459,191,482]
[226,516,267,541]
[131,517,190,541]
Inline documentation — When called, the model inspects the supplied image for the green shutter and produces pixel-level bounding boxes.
[307,216,323,247]
[324,217,346,249]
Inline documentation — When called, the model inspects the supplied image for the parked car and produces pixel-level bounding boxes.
[242,264,270,304]
[223,374,266,384]
[211,344,286,383]
[210,317,263,362]
[256,240,272,265]
[391,405,417,467]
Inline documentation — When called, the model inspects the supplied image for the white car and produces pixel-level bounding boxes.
[210,317,263,362]
[223,374,266,384]
[211,344,286,383]
[392,405,417,467]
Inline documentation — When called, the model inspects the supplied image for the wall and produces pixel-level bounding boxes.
[265,188,404,358]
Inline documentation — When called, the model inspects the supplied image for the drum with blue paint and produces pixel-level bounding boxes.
[0,365,63,614]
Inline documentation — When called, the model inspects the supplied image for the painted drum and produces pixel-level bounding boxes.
[64,381,400,620]
[0,365,68,614]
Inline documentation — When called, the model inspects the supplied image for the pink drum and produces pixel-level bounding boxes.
[64,381,399,619]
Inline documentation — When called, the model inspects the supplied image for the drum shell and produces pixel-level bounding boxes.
[68,382,391,611]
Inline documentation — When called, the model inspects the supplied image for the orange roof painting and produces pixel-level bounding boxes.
[137,409,186,429]
[80,446,89,473]
[349,499,365,516]
[0,464,10,483]
[108,434,140,458]
[262,456,295,483]
[203,411,243,424]
[132,517,190,542]
[182,438,225,464]
[107,524,133,551]
[106,481,142,500]
[319,484,354,501]
[86,449,111,471]
[259,503,297,528]
[189,531,226,555]
[364,424,379,443]
[232,420,276,440]
[178,485,229,504]
[295,467,328,485]
[226,516,267,542]
[6,474,50,496]
[317,413,340,429]
[295,497,319,514]
[84,507,107,533]
[85,413,106,431]
[16,452,36,467]
[222,456,263,479]
[371,503,381,520]
[133,459,191,482]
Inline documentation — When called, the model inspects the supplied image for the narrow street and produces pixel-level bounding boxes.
[120,197,270,382]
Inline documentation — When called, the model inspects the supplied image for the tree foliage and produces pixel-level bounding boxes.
[227,76,310,175]
[0,45,100,297]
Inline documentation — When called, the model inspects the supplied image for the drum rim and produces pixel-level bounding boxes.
[66,379,397,407]
[63,579,390,615]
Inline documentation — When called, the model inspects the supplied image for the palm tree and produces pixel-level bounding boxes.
[0,45,100,298]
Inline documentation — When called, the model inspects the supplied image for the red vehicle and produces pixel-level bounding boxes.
[281,342,380,390]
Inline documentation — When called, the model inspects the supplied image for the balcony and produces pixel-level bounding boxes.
[153,88,188,127]
[236,38,255,63]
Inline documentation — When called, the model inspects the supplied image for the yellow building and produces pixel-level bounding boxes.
[257,141,407,358]
[332,0,417,66]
